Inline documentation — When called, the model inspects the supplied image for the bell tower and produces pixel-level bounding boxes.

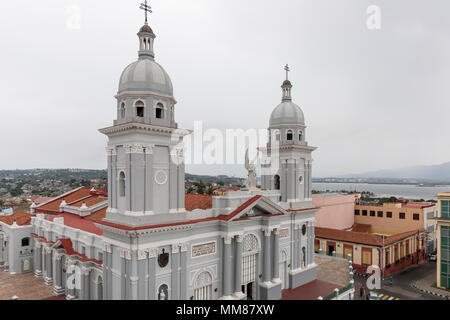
[261,66,317,209]
[100,4,191,225]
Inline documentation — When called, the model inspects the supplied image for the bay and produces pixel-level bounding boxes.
[312,182,450,200]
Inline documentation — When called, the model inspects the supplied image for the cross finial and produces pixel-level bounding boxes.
[284,64,290,80]
[140,0,152,24]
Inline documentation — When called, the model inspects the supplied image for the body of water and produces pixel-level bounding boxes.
[312,183,450,200]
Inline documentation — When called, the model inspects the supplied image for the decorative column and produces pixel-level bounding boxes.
[222,236,233,298]
[293,225,299,269]
[124,144,133,212]
[148,248,157,300]
[177,147,186,211]
[130,144,146,213]
[103,243,112,300]
[263,228,272,283]
[307,160,313,199]
[169,149,179,213]
[44,247,53,286]
[180,243,189,300]
[53,252,65,296]
[34,241,43,277]
[272,229,280,281]
[66,261,77,300]
[234,235,243,296]
[171,244,180,300]
[81,266,91,300]
[119,248,131,300]
[286,159,296,201]
[309,222,315,265]
[106,147,115,209]
[144,145,154,215]
[130,249,139,300]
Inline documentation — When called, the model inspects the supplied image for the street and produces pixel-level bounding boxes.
[353,261,445,300]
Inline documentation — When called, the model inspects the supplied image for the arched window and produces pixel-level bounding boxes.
[120,103,126,119]
[287,130,293,141]
[158,284,169,300]
[302,247,306,268]
[119,172,126,197]
[135,100,144,118]
[242,234,259,299]
[298,130,303,141]
[156,103,164,119]
[97,276,103,300]
[273,130,280,142]
[21,237,30,247]
[274,175,280,190]
[193,272,213,300]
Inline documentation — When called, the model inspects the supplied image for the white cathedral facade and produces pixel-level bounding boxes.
[26,14,319,300]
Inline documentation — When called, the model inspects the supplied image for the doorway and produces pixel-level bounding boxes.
[328,245,335,256]
[242,282,255,300]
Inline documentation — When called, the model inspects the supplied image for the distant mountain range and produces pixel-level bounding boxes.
[341,162,450,182]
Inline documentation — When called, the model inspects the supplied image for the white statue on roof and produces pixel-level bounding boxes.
[245,149,257,190]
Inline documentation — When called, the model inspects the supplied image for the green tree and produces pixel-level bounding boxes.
[10,188,23,197]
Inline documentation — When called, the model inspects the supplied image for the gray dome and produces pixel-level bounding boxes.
[119,59,173,96]
[270,101,305,127]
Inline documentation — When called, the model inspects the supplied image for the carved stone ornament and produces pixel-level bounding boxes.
[158,249,169,268]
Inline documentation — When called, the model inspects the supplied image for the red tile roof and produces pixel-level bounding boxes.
[35,187,107,215]
[315,227,423,247]
[58,238,102,265]
[30,197,52,205]
[402,202,435,209]
[95,195,265,232]
[32,234,102,265]
[48,212,103,236]
[282,280,342,300]
[351,224,371,233]
[0,212,32,226]
[185,194,213,211]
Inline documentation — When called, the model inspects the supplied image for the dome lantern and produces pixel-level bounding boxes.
[138,1,156,60]
[282,64,293,102]
[269,65,305,128]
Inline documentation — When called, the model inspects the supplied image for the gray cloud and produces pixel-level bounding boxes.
[0,0,449,178]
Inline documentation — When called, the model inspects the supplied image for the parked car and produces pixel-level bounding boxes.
[368,292,379,300]
[429,254,437,262]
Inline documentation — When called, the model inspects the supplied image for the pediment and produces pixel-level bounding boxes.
[227,196,288,222]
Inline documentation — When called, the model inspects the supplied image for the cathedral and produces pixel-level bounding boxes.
[25,7,319,300]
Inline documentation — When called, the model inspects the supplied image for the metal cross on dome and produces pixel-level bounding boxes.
[284,64,290,80]
[140,0,152,24]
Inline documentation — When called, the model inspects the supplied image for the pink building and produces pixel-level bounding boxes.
[313,194,355,230]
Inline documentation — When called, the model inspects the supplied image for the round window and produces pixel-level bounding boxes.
[155,170,168,185]
[299,176,303,183]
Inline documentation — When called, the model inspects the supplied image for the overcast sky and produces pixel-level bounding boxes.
[1,0,449,178]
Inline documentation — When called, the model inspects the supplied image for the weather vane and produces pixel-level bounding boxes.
[140,0,152,24]
[284,64,290,80]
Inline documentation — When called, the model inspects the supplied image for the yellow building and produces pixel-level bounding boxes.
[355,201,437,252]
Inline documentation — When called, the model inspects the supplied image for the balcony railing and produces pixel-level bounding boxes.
[322,283,354,300]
